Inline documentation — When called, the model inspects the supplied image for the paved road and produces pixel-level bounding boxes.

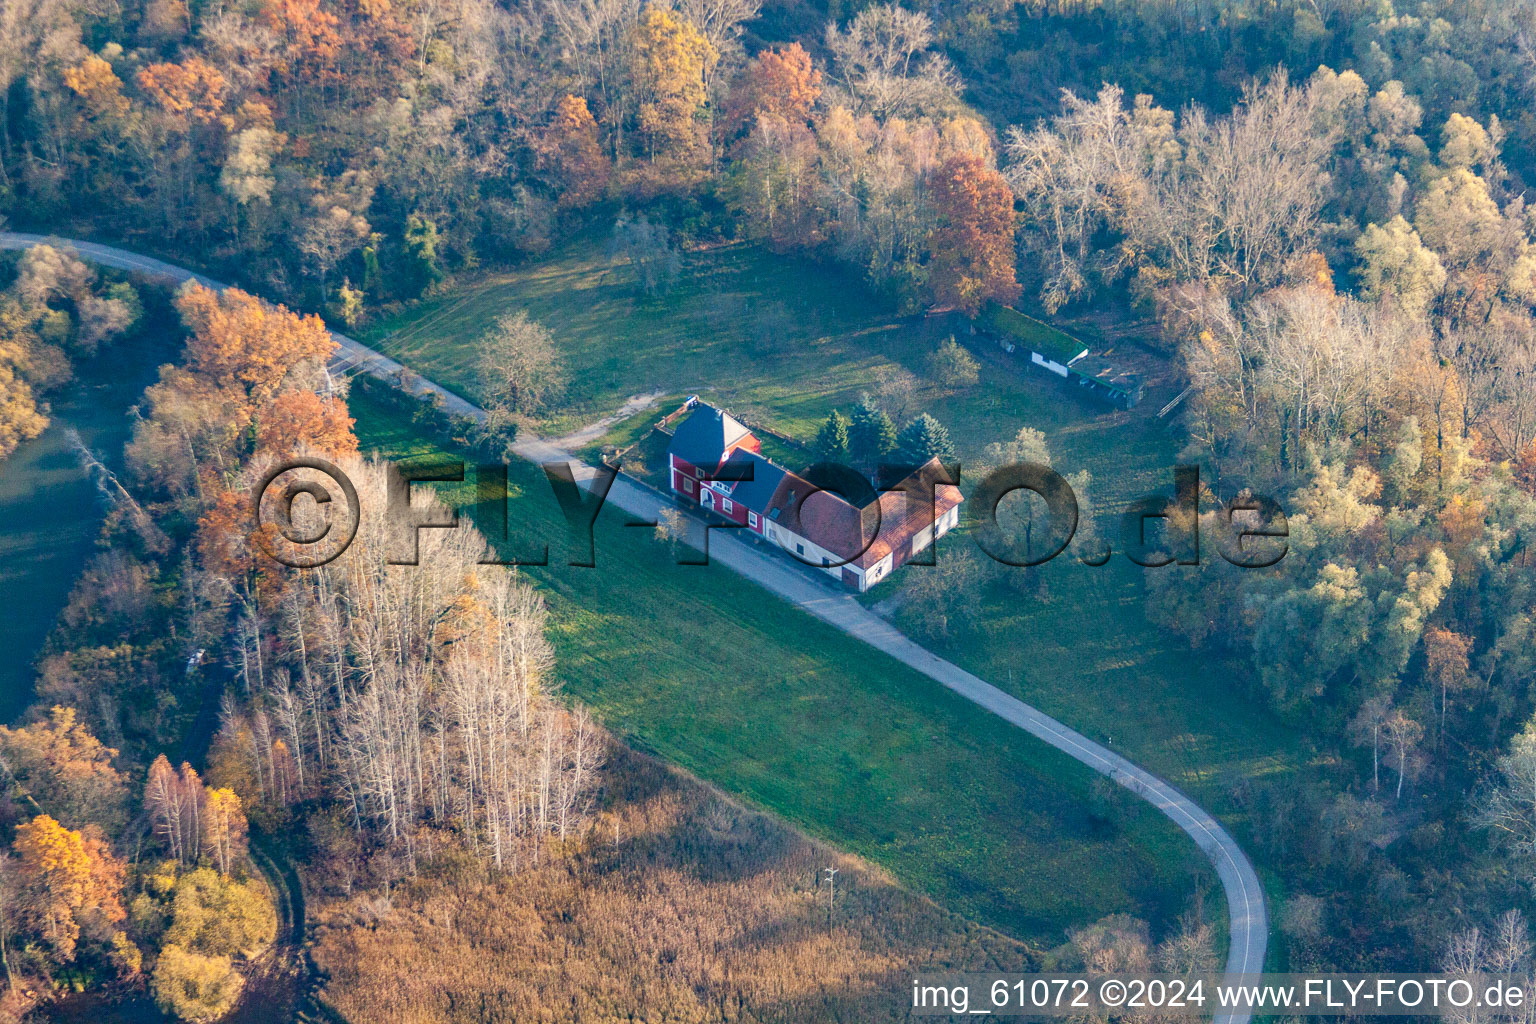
[2,232,1268,1019]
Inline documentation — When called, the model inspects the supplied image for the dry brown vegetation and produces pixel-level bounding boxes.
[310,744,1034,1023]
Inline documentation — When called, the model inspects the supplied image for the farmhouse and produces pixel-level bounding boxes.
[666,402,963,592]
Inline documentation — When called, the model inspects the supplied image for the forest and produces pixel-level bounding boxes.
[5,0,1536,1020]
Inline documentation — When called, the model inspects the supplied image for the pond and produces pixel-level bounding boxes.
[0,379,145,724]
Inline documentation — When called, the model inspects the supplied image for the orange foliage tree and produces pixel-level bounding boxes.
[0,706,127,829]
[176,284,335,406]
[255,390,359,459]
[926,153,1020,315]
[194,488,266,581]
[64,56,132,123]
[12,815,126,965]
[136,58,229,125]
[540,95,612,209]
[261,0,343,95]
[721,43,821,145]
[628,8,717,157]
[202,788,249,875]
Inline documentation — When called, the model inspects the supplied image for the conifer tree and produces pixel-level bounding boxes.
[896,413,956,465]
[849,399,898,465]
[814,410,851,462]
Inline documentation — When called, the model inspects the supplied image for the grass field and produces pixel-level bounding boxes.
[350,389,1217,949]
[361,235,1321,855]
[362,235,1100,451]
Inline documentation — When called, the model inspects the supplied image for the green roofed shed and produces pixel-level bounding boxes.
[980,304,1089,370]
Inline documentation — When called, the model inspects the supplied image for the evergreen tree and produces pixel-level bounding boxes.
[896,413,957,465]
[849,398,897,464]
[814,409,851,462]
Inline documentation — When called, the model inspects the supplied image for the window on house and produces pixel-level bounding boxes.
[748,512,758,528]
[722,498,733,513]
[682,478,694,493]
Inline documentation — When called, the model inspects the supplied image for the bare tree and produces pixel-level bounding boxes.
[655,506,689,548]
[1006,71,1335,309]
[674,0,760,81]
[1349,696,1391,794]
[873,365,920,425]
[1382,709,1424,801]
[221,457,604,873]
[823,4,957,121]
[478,311,566,415]
[1477,718,1536,883]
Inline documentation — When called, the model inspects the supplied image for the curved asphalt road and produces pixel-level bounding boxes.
[2,231,1268,1019]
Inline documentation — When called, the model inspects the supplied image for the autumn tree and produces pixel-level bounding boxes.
[219,112,284,209]
[260,0,342,104]
[925,337,980,390]
[1354,216,1447,317]
[201,789,249,875]
[0,706,128,829]
[254,390,359,459]
[1424,626,1473,745]
[165,868,276,960]
[218,456,604,865]
[136,58,229,125]
[627,7,716,158]
[11,815,126,965]
[176,284,334,407]
[721,43,821,144]
[540,95,611,209]
[927,154,1020,314]
[64,55,131,126]
[0,356,47,460]
[153,944,245,1023]
[145,756,209,865]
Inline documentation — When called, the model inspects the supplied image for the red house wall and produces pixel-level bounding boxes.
[670,455,701,501]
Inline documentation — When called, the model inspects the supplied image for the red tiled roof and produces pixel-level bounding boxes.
[764,459,962,570]
[856,460,963,569]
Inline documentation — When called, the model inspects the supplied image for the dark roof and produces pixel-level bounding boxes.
[1070,354,1142,397]
[719,449,787,514]
[668,403,753,469]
